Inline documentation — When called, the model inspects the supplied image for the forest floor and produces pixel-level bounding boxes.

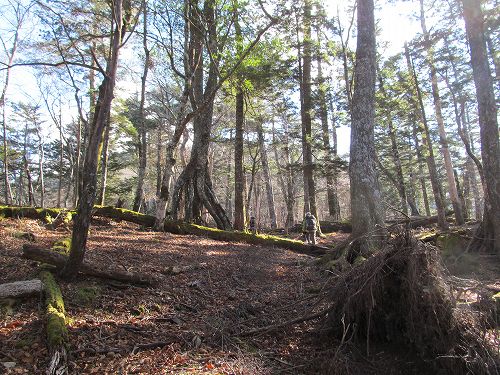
[0,217,499,374]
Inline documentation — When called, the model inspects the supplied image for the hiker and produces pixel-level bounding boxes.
[302,212,317,245]
[249,216,257,234]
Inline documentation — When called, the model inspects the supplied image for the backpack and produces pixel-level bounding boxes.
[305,215,316,231]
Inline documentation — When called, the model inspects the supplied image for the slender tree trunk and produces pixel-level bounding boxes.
[57,115,64,208]
[62,0,127,279]
[419,0,464,225]
[349,0,384,249]
[485,32,500,93]
[133,0,150,212]
[378,74,408,216]
[256,122,277,229]
[328,99,342,220]
[225,130,233,223]
[98,114,111,206]
[317,35,340,220]
[155,125,162,196]
[234,85,246,230]
[462,0,500,253]
[411,126,431,216]
[300,0,318,222]
[405,43,448,229]
[74,118,82,208]
[36,127,45,208]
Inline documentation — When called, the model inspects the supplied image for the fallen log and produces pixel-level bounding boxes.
[92,205,155,227]
[289,220,352,234]
[386,211,454,229]
[0,279,43,299]
[40,271,68,375]
[162,221,329,257]
[22,245,156,286]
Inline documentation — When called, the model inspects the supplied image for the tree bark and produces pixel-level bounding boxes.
[462,0,500,253]
[61,0,128,279]
[349,0,384,249]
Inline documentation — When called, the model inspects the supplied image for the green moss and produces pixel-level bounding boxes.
[0,298,15,316]
[75,286,101,305]
[39,271,67,350]
[51,237,72,255]
[12,231,36,241]
[164,221,308,251]
[46,305,67,348]
[353,255,367,265]
[40,271,65,315]
[437,233,467,257]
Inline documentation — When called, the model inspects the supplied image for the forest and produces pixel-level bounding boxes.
[0,0,499,373]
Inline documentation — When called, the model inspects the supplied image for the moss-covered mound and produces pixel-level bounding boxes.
[325,232,498,375]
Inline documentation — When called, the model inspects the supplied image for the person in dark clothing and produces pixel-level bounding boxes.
[302,212,317,245]
[249,216,257,234]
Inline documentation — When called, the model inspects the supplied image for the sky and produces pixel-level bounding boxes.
[327,0,421,156]
[1,0,422,156]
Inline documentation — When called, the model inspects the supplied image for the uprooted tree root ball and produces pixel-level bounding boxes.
[324,231,499,375]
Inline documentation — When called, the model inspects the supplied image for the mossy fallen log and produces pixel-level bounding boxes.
[163,221,329,256]
[92,205,155,227]
[39,270,68,375]
[0,205,69,222]
[23,245,156,286]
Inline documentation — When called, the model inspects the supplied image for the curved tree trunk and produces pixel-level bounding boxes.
[61,0,127,279]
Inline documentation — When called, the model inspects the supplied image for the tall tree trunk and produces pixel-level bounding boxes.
[170,0,230,229]
[233,6,246,231]
[411,125,431,216]
[0,5,22,205]
[317,31,340,220]
[62,0,128,279]
[133,0,150,212]
[225,130,233,223]
[300,0,318,222]
[419,0,464,225]
[405,43,448,229]
[36,127,45,208]
[462,0,500,253]
[97,114,111,205]
[233,85,246,230]
[155,125,162,196]
[349,0,384,249]
[256,122,277,229]
[378,74,409,216]
[272,121,294,230]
